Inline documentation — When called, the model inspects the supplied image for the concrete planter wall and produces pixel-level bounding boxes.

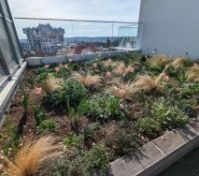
[27,51,128,67]
[110,118,199,176]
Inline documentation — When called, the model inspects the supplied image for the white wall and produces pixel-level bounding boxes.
[139,0,199,59]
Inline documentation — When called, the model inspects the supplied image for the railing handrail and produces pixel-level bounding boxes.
[14,17,142,24]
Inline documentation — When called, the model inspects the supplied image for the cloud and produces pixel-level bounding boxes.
[8,0,141,21]
[8,0,141,39]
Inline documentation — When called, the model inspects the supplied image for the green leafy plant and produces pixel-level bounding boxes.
[36,67,49,83]
[166,65,187,83]
[2,127,19,157]
[180,83,199,98]
[82,122,100,142]
[22,88,29,113]
[17,88,29,136]
[120,51,143,65]
[78,95,123,122]
[152,98,189,130]
[105,120,142,158]
[43,79,88,113]
[39,155,71,176]
[84,145,109,175]
[136,117,162,138]
[39,119,58,133]
[34,106,46,126]
[63,133,83,149]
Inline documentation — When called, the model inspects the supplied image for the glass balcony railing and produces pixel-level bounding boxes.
[14,18,143,58]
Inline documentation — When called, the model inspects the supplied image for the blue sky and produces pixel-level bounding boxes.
[8,0,141,39]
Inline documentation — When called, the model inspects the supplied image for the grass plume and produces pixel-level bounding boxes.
[102,59,118,68]
[72,72,102,89]
[186,63,199,82]
[109,75,159,99]
[114,62,135,76]
[1,136,62,176]
[148,55,171,68]
[171,57,189,69]
[110,82,131,99]
[44,77,62,93]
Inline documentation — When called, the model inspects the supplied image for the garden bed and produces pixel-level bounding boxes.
[0,52,199,175]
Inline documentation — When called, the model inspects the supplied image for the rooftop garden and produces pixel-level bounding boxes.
[0,52,199,175]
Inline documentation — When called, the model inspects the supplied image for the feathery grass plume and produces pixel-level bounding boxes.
[186,63,199,82]
[128,75,157,96]
[114,62,135,76]
[148,55,171,68]
[155,72,170,85]
[43,77,63,93]
[72,72,102,88]
[102,59,118,68]
[110,82,131,99]
[1,136,62,176]
[171,57,189,69]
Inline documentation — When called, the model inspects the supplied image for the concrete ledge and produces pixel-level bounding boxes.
[0,62,27,123]
[27,51,129,67]
[110,118,199,176]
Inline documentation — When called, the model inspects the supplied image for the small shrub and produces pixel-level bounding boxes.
[72,72,102,90]
[166,65,187,83]
[146,55,170,74]
[123,69,141,82]
[34,106,46,126]
[105,121,142,157]
[180,83,199,98]
[39,155,71,176]
[36,67,49,83]
[186,63,199,82]
[39,119,58,133]
[121,51,143,65]
[2,128,19,157]
[136,117,162,138]
[78,95,123,122]
[70,63,80,71]
[43,79,88,113]
[63,134,83,149]
[84,145,109,175]
[82,122,100,142]
[152,98,189,130]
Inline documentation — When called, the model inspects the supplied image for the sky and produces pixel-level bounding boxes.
[8,0,141,39]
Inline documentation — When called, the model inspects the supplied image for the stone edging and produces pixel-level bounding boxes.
[110,118,199,176]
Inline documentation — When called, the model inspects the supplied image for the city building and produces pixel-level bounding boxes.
[23,24,65,54]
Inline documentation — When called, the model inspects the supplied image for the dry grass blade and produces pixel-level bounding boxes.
[109,75,158,99]
[186,63,199,82]
[148,55,171,67]
[1,136,62,176]
[102,59,118,68]
[110,82,131,99]
[44,77,63,93]
[128,75,157,96]
[72,72,102,88]
[114,62,134,76]
[171,57,188,69]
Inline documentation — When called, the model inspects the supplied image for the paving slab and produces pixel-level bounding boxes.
[153,131,186,155]
[110,154,144,176]
[137,141,165,168]
[188,118,199,133]
[175,125,198,141]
